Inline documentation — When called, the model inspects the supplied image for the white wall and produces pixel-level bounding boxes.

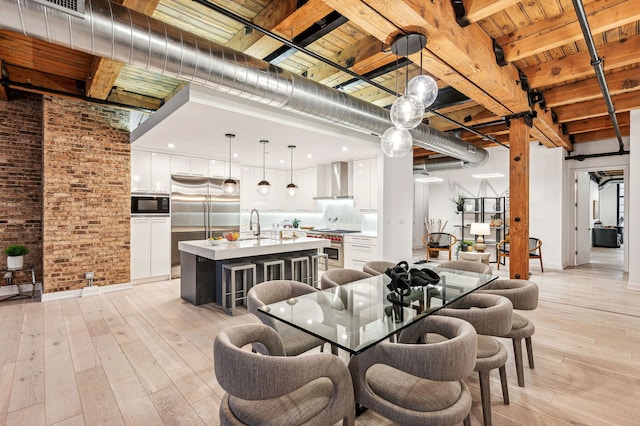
[629,110,640,289]
[599,183,618,226]
[415,143,564,269]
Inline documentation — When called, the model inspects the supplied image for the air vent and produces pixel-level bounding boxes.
[33,0,85,18]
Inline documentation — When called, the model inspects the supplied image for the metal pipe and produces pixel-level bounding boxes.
[564,150,630,161]
[0,0,489,166]
[572,0,625,152]
[413,158,467,172]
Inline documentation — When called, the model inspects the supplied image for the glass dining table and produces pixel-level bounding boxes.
[258,266,498,355]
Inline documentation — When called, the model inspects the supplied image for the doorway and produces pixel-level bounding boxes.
[573,168,626,271]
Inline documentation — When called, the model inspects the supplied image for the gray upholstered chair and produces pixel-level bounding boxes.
[362,260,395,276]
[439,259,493,275]
[348,316,477,426]
[214,323,355,426]
[478,279,539,387]
[438,293,513,426]
[247,280,330,356]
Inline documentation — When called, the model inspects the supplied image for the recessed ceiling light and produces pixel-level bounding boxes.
[167,143,175,149]
[415,177,443,183]
[233,153,238,157]
[472,173,504,179]
[342,147,348,151]
[279,159,285,164]
[307,154,312,158]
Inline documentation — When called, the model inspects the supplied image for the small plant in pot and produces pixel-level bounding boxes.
[457,240,474,255]
[450,194,465,212]
[5,244,29,269]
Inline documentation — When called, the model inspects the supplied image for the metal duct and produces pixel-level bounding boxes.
[0,0,488,166]
[572,0,625,152]
[413,158,467,173]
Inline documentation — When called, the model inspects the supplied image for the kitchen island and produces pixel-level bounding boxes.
[178,237,330,306]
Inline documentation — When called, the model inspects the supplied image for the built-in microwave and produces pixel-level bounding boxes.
[131,194,170,215]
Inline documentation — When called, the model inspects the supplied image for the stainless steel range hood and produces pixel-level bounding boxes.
[314,162,352,200]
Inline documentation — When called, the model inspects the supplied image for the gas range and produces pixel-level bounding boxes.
[307,229,361,243]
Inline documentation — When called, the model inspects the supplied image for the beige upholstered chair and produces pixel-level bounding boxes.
[214,324,355,426]
[348,316,477,426]
[478,279,539,387]
[247,280,330,356]
[319,268,372,289]
[423,232,458,261]
[497,237,544,272]
[439,259,493,275]
[438,293,513,426]
[362,260,395,276]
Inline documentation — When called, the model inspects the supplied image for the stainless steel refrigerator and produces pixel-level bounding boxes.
[170,175,240,277]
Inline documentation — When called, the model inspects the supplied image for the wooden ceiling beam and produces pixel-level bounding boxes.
[106,87,163,110]
[572,126,630,144]
[543,68,640,108]
[306,36,384,83]
[555,91,640,122]
[459,0,521,24]
[523,34,640,89]
[244,0,333,59]
[86,0,160,100]
[498,0,638,63]
[5,64,84,96]
[225,0,297,52]
[565,112,630,134]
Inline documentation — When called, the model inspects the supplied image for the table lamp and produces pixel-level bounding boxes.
[470,222,491,252]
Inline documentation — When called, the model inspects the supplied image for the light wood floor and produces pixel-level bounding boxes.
[1,249,638,425]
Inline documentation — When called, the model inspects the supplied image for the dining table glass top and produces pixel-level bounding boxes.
[258,265,498,355]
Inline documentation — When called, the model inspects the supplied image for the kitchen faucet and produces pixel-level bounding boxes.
[249,209,261,237]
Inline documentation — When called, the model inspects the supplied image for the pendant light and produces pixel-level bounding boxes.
[285,145,297,197]
[257,139,271,195]
[222,133,238,194]
[381,33,438,158]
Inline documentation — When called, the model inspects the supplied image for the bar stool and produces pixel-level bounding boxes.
[254,258,285,282]
[222,262,257,315]
[309,252,329,288]
[284,256,311,285]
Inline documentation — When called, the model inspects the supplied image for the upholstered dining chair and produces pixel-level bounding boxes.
[478,279,539,387]
[247,280,332,356]
[214,324,355,426]
[438,293,513,426]
[319,268,373,311]
[439,259,493,275]
[422,232,458,262]
[348,316,477,426]
[362,260,395,276]
[497,237,544,272]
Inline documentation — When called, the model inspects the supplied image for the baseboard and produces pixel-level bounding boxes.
[627,281,640,291]
[41,282,133,302]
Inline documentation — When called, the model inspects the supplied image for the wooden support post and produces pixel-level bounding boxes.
[508,117,531,279]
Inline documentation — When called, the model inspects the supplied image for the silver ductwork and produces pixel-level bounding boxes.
[413,158,468,173]
[0,0,489,166]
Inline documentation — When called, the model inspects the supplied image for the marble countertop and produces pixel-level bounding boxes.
[178,237,331,260]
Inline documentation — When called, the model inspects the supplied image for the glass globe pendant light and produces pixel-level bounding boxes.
[256,139,271,195]
[390,94,424,129]
[381,127,413,158]
[285,145,298,197]
[222,133,238,195]
[407,74,438,108]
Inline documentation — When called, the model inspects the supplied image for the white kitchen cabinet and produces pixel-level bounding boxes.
[150,153,171,193]
[265,168,289,211]
[150,217,171,276]
[131,216,170,281]
[353,157,378,211]
[344,235,378,270]
[170,155,191,176]
[240,166,267,211]
[131,150,151,193]
[190,157,209,176]
[209,159,225,177]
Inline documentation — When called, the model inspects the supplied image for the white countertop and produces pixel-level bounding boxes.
[178,237,331,260]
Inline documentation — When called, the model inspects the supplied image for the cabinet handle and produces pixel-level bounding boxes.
[351,244,371,249]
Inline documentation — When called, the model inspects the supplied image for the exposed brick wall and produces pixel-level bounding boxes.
[42,96,130,292]
[0,92,43,283]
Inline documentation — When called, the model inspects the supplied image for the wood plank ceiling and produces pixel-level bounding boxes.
[1,0,638,161]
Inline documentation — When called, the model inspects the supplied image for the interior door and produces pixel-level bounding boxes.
[575,172,591,265]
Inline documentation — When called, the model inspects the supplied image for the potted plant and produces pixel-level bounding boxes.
[457,240,474,255]
[450,194,465,212]
[5,244,29,269]
[292,218,301,229]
